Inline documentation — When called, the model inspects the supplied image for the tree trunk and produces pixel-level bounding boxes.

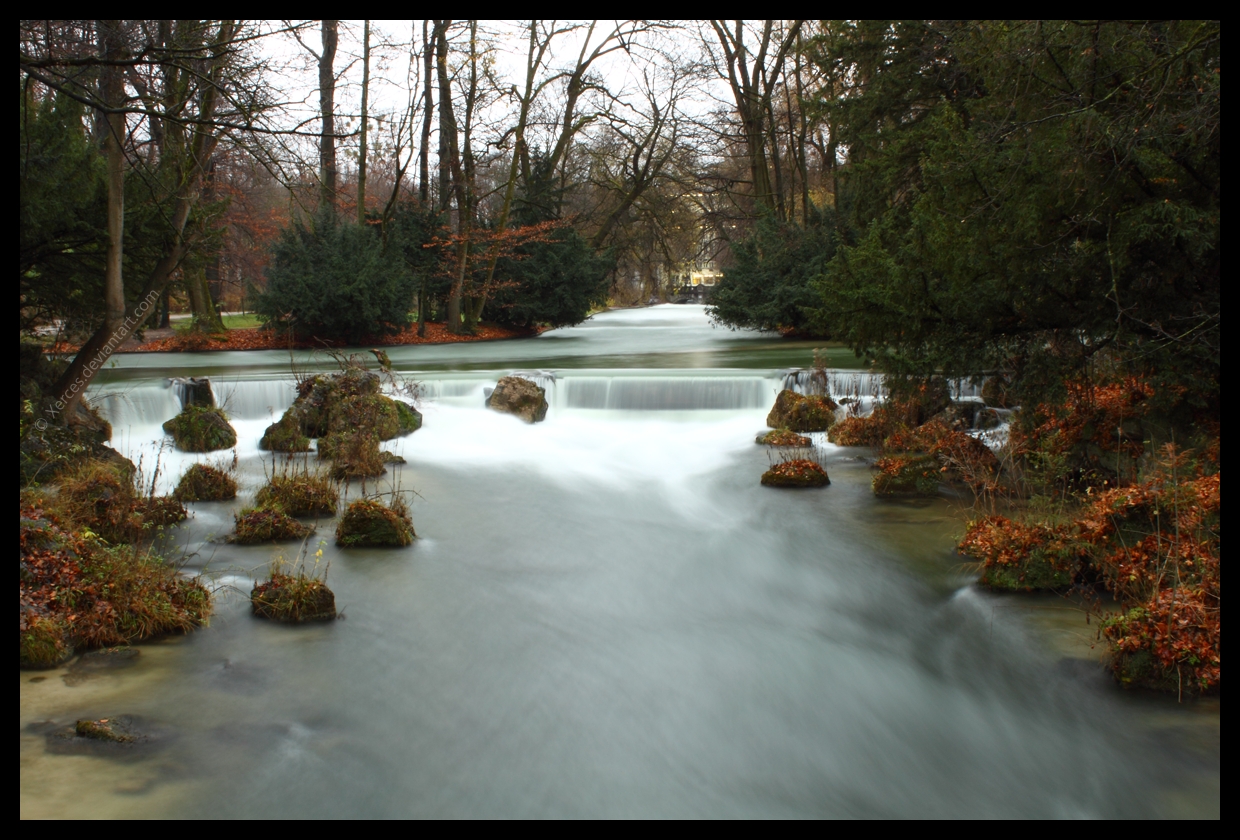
[418,20,433,205]
[357,19,369,224]
[186,265,224,332]
[99,20,126,336]
[319,20,338,211]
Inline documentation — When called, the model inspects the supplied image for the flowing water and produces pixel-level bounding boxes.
[20,306,1219,818]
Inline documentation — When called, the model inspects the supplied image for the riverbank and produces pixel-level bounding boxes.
[46,321,543,355]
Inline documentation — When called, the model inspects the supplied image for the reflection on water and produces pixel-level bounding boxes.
[21,306,1218,818]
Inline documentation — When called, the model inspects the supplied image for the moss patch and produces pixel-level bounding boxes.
[251,572,337,623]
[756,428,812,446]
[232,509,314,544]
[162,405,237,452]
[173,464,238,501]
[319,432,387,480]
[255,474,338,517]
[259,416,310,452]
[761,459,830,487]
[978,552,1076,592]
[827,414,888,447]
[336,498,414,547]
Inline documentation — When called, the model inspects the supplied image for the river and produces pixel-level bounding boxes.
[19,305,1219,818]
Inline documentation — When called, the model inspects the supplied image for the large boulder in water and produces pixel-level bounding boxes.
[162,405,237,452]
[766,389,837,432]
[259,366,421,453]
[761,459,830,487]
[486,376,549,424]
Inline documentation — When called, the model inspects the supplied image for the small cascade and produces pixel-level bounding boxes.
[169,376,215,408]
[552,376,773,411]
[782,369,986,401]
[510,369,558,392]
[210,378,298,420]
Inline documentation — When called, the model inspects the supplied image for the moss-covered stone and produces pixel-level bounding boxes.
[756,428,812,446]
[486,376,549,423]
[255,474,338,517]
[20,616,73,670]
[232,509,314,544]
[761,459,830,488]
[162,405,237,452]
[766,389,838,432]
[872,453,942,496]
[319,432,387,479]
[259,415,310,452]
[173,464,238,501]
[335,498,414,547]
[251,572,337,623]
[978,551,1076,592]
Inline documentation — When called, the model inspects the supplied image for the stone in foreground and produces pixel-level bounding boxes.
[486,375,549,423]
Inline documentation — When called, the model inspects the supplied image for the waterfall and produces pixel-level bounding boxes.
[782,369,986,400]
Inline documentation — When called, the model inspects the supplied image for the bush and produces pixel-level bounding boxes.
[489,227,613,328]
[336,497,414,547]
[20,615,73,669]
[20,505,210,665]
[232,509,314,544]
[255,213,415,345]
[251,572,337,623]
[255,473,338,517]
[173,464,238,502]
[162,405,237,453]
[872,453,941,496]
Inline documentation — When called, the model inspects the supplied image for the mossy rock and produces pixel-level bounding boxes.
[872,453,941,496]
[259,416,310,452]
[978,552,1075,592]
[75,718,135,743]
[20,616,73,670]
[394,400,422,434]
[761,459,830,488]
[766,389,837,432]
[232,509,314,544]
[255,474,338,517]
[320,432,387,479]
[251,573,337,623]
[173,464,238,501]
[162,405,237,452]
[20,403,131,486]
[336,499,414,547]
[756,429,812,446]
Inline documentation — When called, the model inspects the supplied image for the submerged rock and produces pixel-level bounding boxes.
[162,405,237,452]
[766,389,837,432]
[486,375,549,423]
[75,718,135,743]
[761,459,830,488]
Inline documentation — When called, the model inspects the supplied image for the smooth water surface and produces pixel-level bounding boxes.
[20,306,1219,818]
